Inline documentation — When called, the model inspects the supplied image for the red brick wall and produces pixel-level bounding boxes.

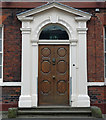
[1,87,21,111]
[2,9,24,82]
[1,2,105,9]
[88,86,106,114]
[2,87,20,103]
[87,14,104,82]
[87,9,106,113]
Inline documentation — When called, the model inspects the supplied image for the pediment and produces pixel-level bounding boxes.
[17,2,91,19]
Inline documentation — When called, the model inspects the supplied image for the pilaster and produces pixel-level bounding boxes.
[31,40,38,107]
[75,18,90,107]
[70,39,78,107]
[19,19,33,108]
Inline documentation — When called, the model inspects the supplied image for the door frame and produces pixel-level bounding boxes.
[30,22,75,107]
[35,39,73,107]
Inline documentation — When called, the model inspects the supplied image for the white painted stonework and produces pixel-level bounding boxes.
[17,2,91,108]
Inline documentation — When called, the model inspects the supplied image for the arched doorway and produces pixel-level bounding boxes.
[38,24,69,106]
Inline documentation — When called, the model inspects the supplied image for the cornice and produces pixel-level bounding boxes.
[17,16,34,21]
[75,17,91,21]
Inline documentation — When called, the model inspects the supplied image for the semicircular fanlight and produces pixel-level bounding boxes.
[39,24,69,40]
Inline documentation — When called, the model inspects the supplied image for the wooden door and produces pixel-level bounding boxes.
[38,45,69,106]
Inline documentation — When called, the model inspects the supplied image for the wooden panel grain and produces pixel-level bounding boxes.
[38,45,69,106]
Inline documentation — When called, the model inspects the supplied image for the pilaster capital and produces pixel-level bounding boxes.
[31,39,38,46]
[70,39,78,46]
[20,28,31,34]
[77,28,88,34]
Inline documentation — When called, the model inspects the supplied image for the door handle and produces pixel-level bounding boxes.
[52,76,55,79]
[52,58,56,65]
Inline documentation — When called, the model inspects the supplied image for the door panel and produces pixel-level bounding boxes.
[38,45,69,106]
[54,45,69,105]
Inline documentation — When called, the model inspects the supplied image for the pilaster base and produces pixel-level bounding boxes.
[32,94,38,107]
[77,95,90,107]
[71,95,77,107]
[19,95,32,108]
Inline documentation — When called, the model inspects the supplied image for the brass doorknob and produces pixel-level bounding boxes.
[53,76,55,79]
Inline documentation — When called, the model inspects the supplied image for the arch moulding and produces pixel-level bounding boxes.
[31,17,74,44]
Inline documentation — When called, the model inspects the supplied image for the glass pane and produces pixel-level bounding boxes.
[105,27,106,38]
[0,66,2,78]
[0,41,2,51]
[0,54,2,65]
[39,24,69,40]
[0,27,2,39]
